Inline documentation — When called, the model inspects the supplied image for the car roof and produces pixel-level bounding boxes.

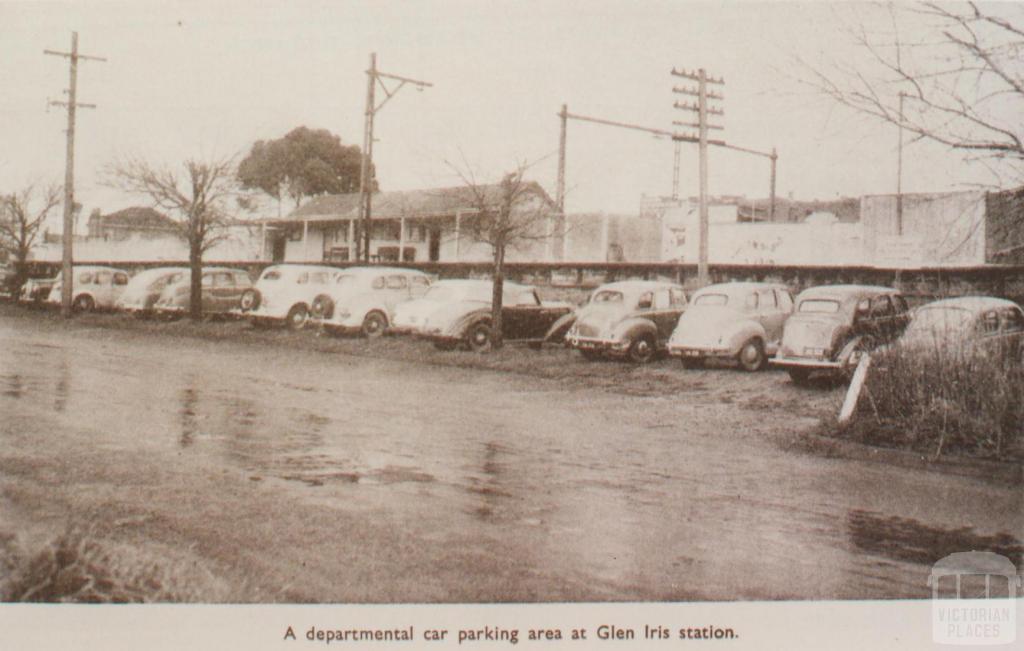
[695,281,788,294]
[596,280,681,292]
[916,296,1021,314]
[337,266,429,277]
[265,264,338,274]
[797,284,900,301]
[433,278,532,292]
[72,265,128,273]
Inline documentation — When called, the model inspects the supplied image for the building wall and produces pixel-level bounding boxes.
[861,192,987,267]
[29,225,263,262]
[986,188,1024,264]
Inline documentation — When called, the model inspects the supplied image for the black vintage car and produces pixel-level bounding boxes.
[771,284,911,384]
[390,279,574,351]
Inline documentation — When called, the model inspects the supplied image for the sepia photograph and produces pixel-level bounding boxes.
[0,1,1022,649]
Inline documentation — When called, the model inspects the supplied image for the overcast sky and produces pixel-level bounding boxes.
[0,0,1011,225]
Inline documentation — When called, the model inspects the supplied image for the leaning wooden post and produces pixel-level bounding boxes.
[838,354,872,423]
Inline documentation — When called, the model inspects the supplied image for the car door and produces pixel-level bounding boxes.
[648,287,680,342]
[92,270,112,305]
[1000,307,1024,360]
[200,272,217,311]
[409,275,431,299]
[501,289,544,340]
[384,274,410,314]
[872,295,900,343]
[112,272,129,303]
[756,288,786,347]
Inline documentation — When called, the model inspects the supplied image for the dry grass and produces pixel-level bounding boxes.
[0,524,237,603]
[837,344,1024,462]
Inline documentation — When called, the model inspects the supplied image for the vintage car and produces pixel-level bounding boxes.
[152,267,253,317]
[0,264,18,299]
[240,264,340,329]
[771,284,911,384]
[391,279,573,351]
[45,265,130,312]
[309,266,432,337]
[897,296,1024,362]
[114,267,188,316]
[20,274,59,304]
[564,280,688,363]
[667,282,794,371]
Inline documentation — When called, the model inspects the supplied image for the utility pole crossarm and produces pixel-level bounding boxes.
[44,49,107,62]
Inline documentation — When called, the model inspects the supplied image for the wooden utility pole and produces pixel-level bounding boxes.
[45,32,104,318]
[671,67,723,287]
[556,104,568,259]
[357,53,432,263]
[896,92,905,236]
[769,147,777,222]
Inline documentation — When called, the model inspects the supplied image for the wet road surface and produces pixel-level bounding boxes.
[0,315,1021,602]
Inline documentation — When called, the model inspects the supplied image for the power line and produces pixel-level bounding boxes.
[44,31,105,318]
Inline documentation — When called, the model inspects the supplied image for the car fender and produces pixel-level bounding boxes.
[725,321,768,353]
[544,311,577,343]
[836,333,871,365]
[450,306,492,338]
[613,317,658,344]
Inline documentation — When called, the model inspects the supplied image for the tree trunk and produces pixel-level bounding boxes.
[189,237,203,321]
[491,243,505,350]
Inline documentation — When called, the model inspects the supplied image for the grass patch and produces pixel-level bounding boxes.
[835,344,1024,462]
[0,524,237,603]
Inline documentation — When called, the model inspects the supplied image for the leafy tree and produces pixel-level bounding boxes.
[0,184,61,294]
[237,127,368,210]
[106,156,237,320]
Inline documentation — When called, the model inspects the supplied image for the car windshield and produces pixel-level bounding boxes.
[799,298,841,313]
[591,290,624,304]
[907,306,973,336]
[693,293,729,306]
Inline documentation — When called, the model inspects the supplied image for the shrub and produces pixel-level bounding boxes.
[841,343,1024,461]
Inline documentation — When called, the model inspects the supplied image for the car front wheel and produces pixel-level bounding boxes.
[361,311,388,338]
[627,335,655,364]
[737,338,766,372]
[466,322,493,352]
[285,304,308,330]
[72,295,95,313]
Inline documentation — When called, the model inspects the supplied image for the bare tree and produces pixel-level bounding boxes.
[106,156,237,319]
[0,184,62,294]
[448,161,557,349]
[801,2,1024,180]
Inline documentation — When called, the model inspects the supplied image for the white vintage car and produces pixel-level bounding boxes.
[667,282,794,371]
[309,267,432,337]
[115,267,189,316]
[240,264,341,329]
[45,265,130,312]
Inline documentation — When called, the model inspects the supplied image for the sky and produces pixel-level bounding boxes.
[0,0,1016,230]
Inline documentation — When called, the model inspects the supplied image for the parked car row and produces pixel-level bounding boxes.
[12,263,1024,382]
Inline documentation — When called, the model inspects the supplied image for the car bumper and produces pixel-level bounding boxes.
[667,344,734,359]
[771,355,844,370]
[566,335,630,355]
